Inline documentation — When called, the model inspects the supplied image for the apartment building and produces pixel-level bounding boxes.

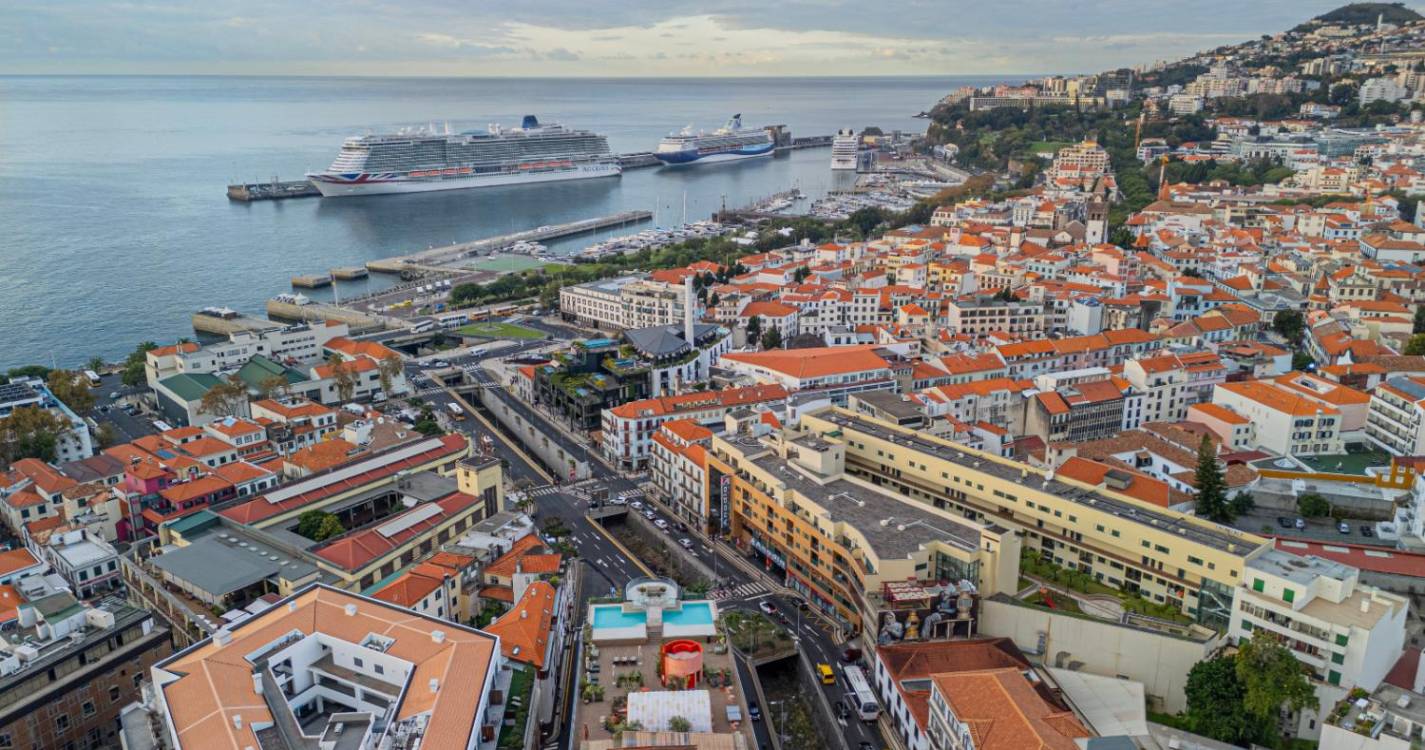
[150,584,500,750]
[705,428,1020,634]
[1231,548,1408,737]
[558,275,692,331]
[1366,375,1425,456]
[145,322,350,388]
[1122,352,1227,426]
[943,298,1047,336]
[801,408,1265,629]
[925,667,1092,750]
[1025,377,1134,444]
[0,597,171,750]
[0,378,93,463]
[600,383,787,470]
[649,420,713,528]
[1213,380,1345,456]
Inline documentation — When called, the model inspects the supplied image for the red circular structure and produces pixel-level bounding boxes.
[660,639,704,688]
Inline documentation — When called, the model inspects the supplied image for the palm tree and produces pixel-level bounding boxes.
[327,355,357,402]
[378,354,403,395]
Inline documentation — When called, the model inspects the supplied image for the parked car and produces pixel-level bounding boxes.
[758,601,778,616]
[654,519,670,531]
[1361,525,1375,538]
[843,647,863,663]
[676,521,690,533]
[1338,522,1351,534]
[629,501,643,510]
[643,510,656,521]
[1294,518,1306,529]
[748,703,761,722]
[678,538,694,549]
[608,497,626,506]
[1276,516,1292,528]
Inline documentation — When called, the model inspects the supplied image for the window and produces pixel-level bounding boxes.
[1252,578,1265,592]
[0,732,10,749]
[1328,670,1341,686]
[1331,652,1345,665]
[374,664,384,675]
[353,657,363,668]
[109,686,120,702]
[1283,588,1295,604]
[82,701,95,717]
[56,714,69,731]
[1336,634,1349,647]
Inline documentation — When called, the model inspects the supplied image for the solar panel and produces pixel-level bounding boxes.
[376,503,444,538]
[263,437,445,505]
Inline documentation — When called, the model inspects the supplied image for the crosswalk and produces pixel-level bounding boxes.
[709,581,770,601]
[529,485,560,497]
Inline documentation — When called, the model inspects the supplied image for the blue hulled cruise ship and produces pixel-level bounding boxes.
[653,115,774,166]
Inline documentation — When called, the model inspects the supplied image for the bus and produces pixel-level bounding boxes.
[83,369,102,387]
[446,402,465,420]
[842,665,880,722]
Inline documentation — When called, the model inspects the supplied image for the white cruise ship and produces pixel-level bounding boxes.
[653,114,774,166]
[308,116,620,197]
[831,128,860,170]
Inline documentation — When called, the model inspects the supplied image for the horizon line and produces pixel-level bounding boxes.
[0,71,1054,81]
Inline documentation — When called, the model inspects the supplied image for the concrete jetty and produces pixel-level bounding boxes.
[191,308,281,337]
[267,296,386,333]
[330,267,369,280]
[291,274,333,289]
[365,210,652,274]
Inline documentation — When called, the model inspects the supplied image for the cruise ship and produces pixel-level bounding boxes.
[831,128,860,170]
[653,115,774,166]
[308,116,620,197]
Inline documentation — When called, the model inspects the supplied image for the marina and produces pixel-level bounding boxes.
[364,210,653,274]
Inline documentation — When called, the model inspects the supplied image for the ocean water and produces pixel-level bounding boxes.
[0,75,993,368]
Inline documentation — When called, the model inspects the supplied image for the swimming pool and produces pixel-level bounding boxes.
[592,606,646,629]
[664,602,713,627]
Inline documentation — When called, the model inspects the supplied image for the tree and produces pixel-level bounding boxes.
[46,370,94,413]
[1236,630,1319,723]
[1414,305,1425,335]
[668,716,691,733]
[745,315,762,341]
[760,328,783,350]
[0,406,68,464]
[1272,309,1305,343]
[1229,491,1256,517]
[1297,492,1331,518]
[708,291,720,308]
[1406,333,1425,356]
[1184,655,1268,745]
[121,341,158,387]
[326,354,357,402]
[414,406,443,436]
[95,422,118,449]
[378,354,403,396]
[86,356,105,373]
[295,510,344,541]
[1194,436,1232,522]
[256,374,290,400]
[199,376,249,418]
[1291,351,1316,371]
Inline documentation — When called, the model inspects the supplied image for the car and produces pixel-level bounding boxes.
[747,703,761,722]
[432,360,450,368]
[643,511,656,521]
[1338,522,1351,534]
[108,391,119,399]
[676,521,690,533]
[833,700,849,720]
[1294,518,1306,530]
[608,497,626,506]
[758,601,777,616]
[1362,525,1375,537]
[678,538,694,549]
[654,519,670,531]
[843,647,863,662]
[1276,516,1292,528]
[629,501,643,510]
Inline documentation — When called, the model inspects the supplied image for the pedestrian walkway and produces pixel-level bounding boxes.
[709,581,770,601]
[530,485,560,497]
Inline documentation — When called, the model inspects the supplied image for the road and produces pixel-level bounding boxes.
[87,372,157,444]
[436,375,882,750]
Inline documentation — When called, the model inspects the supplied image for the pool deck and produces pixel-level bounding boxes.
[577,635,750,743]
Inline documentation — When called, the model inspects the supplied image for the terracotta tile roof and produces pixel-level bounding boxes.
[720,345,889,380]
[286,439,361,474]
[209,461,273,485]
[484,581,557,670]
[159,475,234,505]
[1188,402,1250,425]
[156,585,496,750]
[607,384,786,420]
[479,585,514,603]
[9,458,76,496]
[0,548,41,577]
[931,668,1090,750]
[370,570,444,609]
[485,535,553,578]
[314,490,482,572]
[1217,380,1340,417]
[3,489,44,509]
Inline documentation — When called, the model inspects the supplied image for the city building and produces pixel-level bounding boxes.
[0,378,94,463]
[1212,380,1345,456]
[1366,375,1425,456]
[601,383,786,470]
[718,345,898,405]
[648,420,714,527]
[150,583,501,750]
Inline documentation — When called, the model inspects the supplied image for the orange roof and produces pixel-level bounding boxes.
[0,585,21,624]
[159,474,234,504]
[370,570,445,609]
[484,581,557,670]
[156,585,496,750]
[931,668,1091,750]
[315,490,482,571]
[9,458,76,496]
[720,345,889,380]
[150,342,200,357]
[1188,402,1249,425]
[286,439,360,474]
[607,384,787,420]
[740,300,799,318]
[3,489,44,509]
[1056,457,1173,508]
[179,436,236,458]
[0,548,41,577]
[1217,380,1340,416]
[661,419,714,443]
[485,535,558,578]
[325,336,400,362]
[209,461,272,485]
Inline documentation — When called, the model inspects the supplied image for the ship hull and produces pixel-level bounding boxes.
[830,156,858,170]
[309,162,621,197]
[654,143,774,166]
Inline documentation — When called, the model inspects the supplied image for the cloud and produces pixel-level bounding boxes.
[0,1,1358,75]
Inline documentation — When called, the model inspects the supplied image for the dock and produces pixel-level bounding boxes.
[291,274,333,289]
[365,210,653,274]
[615,152,661,169]
[227,179,319,202]
[266,296,386,334]
[330,267,369,280]
[191,308,282,337]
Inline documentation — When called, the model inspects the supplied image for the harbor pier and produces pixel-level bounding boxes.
[365,210,653,274]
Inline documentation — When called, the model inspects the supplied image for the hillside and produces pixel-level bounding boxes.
[1313,2,1422,26]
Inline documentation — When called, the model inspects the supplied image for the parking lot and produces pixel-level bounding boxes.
[1237,510,1385,545]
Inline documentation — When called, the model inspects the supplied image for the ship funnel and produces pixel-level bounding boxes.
[522,115,540,129]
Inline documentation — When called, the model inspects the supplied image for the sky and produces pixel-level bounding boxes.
[0,1,1408,77]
